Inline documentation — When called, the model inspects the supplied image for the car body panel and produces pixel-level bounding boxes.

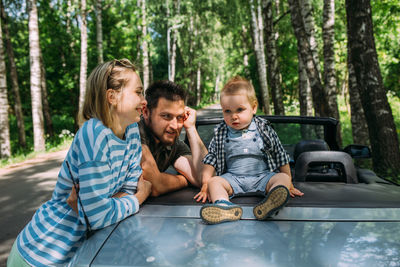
[69,116,400,267]
[71,207,400,267]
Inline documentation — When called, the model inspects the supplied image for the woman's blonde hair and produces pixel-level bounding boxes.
[221,76,258,107]
[79,59,137,127]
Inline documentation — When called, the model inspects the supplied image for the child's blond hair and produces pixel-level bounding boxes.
[221,76,258,107]
[79,59,137,127]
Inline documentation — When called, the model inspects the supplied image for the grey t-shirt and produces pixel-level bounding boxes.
[138,119,191,172]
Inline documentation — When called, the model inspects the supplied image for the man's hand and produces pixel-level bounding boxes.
[135,176,152,204]
[194,183,209,203]
[141,145,162,196]
[67,185,79,214]
[183,106,197,130]
[141,144,188,196]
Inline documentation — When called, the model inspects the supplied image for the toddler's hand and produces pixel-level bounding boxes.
[289,183,304,197]
[194,184,209,203]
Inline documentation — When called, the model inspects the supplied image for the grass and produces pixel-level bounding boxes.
[0,137,72,169]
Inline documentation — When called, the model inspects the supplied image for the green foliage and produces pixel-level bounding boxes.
[2,0,400,161]
[371,1,400,98]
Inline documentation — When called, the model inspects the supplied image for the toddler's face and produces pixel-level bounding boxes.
[220,91,257,130]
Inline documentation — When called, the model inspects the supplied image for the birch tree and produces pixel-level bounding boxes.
[1,0,26,148]
[96,0,103,64]
[167,0,181,82]
[262,0,284,115]
[348,59,369,146]
[139,0,150,90]
[28,0,45,151]
[40,50,54,137]
[288,0,332,118]
[250,0,270,114]
[322,0,341,144]
[346,0,400,179]
[196,62,201,106]
[0,9,10,157]
[79,0,87,114]
[241,25,251,78]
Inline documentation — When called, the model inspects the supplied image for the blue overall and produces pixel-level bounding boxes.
[221,120,276,197]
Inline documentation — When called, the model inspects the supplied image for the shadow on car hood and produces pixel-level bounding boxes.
[70,204,400,267]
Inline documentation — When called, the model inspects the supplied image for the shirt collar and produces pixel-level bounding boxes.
[227,119,256,134]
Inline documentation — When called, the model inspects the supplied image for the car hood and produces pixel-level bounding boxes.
[70,204,400,267]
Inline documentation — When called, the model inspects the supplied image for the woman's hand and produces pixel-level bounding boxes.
[67,185,79,214]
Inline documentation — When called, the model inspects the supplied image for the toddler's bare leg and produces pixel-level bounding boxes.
[253,173,291,220]
[200,176,242,224]
[207,176,233,203]
[265,173,291,192]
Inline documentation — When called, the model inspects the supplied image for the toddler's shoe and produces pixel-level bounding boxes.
[200,200,243,224]
[253,185,289,220]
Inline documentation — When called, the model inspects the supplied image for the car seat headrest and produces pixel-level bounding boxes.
[294,139,330,162]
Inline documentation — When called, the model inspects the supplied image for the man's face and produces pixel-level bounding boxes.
[143,97,185,146]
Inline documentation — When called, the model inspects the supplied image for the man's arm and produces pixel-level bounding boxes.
[193,163,215,203]
[141,144,188,196]
[178,107,208,185]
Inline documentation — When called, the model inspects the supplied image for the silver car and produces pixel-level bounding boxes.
[70,116,400,267]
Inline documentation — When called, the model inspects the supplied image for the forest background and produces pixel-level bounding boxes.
[0,0,399,181]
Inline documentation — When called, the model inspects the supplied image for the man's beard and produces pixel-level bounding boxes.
[148,116,178,146]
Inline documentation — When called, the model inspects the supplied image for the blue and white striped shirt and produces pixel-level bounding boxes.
[16,119,142,266]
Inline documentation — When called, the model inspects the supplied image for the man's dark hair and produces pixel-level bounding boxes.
[145,80,186,110]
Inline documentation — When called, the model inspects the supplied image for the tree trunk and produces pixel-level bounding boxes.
[187,14,196,105]
[288,0,331,118]
[346,0,400,179]
[298,56,313,117]
[0,11,10,157]
[40,50,54,137]
[250,0,270,114]
[1,0,26,148]
[66,0,72,35]
[140,0,150,90]
[96,0,103,64]
[214,71,220,103]
[196,63,201,107]
[348,59,369,146]
[323,0,341,145]
[28,0,45,151]
[241,25,251,78]
[167,0,181,82]
[262,0,284,115]
[79,0,87,115]
[300,0,321,75]
[298,55,315,139]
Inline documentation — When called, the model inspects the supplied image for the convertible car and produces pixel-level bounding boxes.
[70,115,400,267]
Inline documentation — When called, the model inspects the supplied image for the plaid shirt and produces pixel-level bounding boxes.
[203,116,290,176]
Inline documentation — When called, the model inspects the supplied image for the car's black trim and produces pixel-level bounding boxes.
[146,183,400,208]
[194,115,340,150]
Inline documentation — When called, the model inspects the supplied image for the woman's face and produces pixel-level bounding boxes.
[112,70,147,126]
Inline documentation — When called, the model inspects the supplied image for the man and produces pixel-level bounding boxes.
[140,80,208,196]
